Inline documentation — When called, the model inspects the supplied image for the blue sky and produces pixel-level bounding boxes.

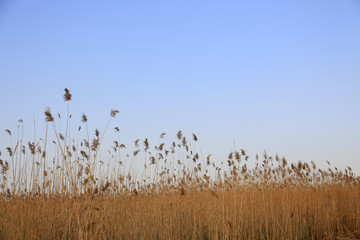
[0,0,359,173]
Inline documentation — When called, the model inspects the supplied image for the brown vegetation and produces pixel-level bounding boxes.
[0,89,359,239]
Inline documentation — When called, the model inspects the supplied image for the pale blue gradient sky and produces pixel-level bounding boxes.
[0,0,359,173]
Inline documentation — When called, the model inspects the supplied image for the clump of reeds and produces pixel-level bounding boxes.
[0,89,359,240]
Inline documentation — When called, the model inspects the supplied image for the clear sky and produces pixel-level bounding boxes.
[0,0,359,173]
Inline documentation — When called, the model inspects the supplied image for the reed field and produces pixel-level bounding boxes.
[0,89,359,240]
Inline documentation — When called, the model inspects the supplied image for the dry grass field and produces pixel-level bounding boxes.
[0,89,359,240]
[1,186,359,239]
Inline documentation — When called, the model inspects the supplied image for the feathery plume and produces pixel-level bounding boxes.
[176,130,183,140]
[144,138,149,151]
[63,88,72,101]
[81,113,88,123]
[44,107,54,122]
[110,109,119,118]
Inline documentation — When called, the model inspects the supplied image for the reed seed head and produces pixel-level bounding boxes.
[176,130,183,140]
[63,88,72,101]
[44,107,54,122]
[4,129,11,136]
[81,113,88,123]
[110,109,119,118]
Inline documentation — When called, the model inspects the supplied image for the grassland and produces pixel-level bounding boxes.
[0,89,359,240]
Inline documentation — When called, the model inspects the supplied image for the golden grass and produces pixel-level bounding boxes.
[1,186,359,239]
[0,89,359,239]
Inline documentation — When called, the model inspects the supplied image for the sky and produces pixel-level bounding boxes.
[0,0,359,174]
